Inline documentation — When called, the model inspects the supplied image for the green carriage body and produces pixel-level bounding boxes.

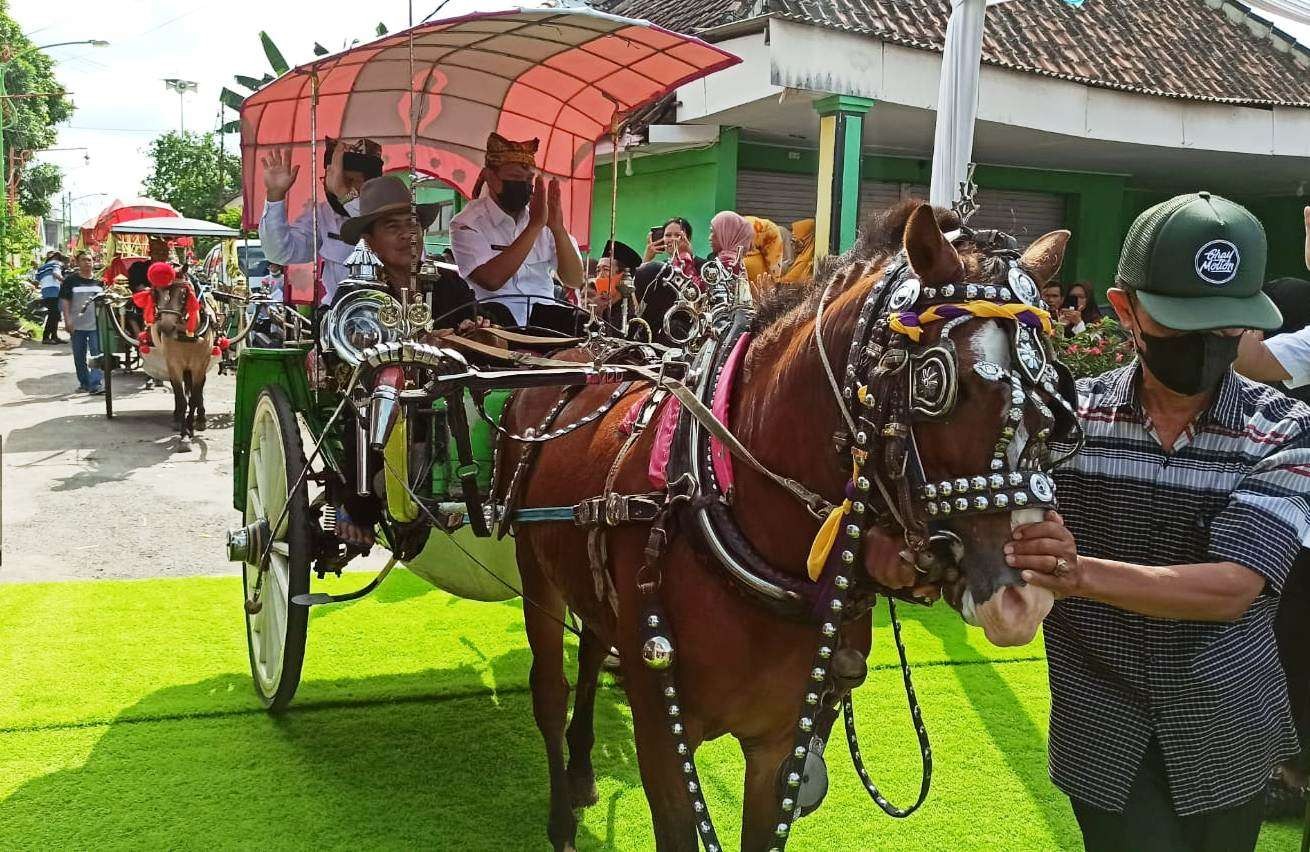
[231,343,522,609]
[231,345,510,513]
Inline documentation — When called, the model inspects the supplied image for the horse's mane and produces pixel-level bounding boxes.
[751,199,965,333]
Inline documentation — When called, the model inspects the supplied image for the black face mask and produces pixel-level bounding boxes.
[496,180,532,214]
[1137,330,1240,396]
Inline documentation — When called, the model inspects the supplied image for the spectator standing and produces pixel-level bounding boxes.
[642,216,702,284]
[778,218,816,286]
[59,252,103,394]
[1057,281,1105,335]
[36,251,66,344]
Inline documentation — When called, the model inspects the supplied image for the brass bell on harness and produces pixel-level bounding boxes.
[642,635,675,670]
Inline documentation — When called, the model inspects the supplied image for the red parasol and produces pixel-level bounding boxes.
[80,197,181,246]
[239,8,739,248]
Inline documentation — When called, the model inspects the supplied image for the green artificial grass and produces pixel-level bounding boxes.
[0,570,1301,850]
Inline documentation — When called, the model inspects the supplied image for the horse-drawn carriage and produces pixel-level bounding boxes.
[222,9,1088,851]
[90,217,268,429]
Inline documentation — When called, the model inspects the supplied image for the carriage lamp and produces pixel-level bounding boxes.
[367,366,405,451]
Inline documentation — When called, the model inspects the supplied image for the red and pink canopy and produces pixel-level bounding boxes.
[80,197,181,246]
[239,8,739,248]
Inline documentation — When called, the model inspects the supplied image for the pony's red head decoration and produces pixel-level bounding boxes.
[147,262,176,288]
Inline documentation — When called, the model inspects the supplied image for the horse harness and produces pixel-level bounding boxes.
[494,234,1083,851]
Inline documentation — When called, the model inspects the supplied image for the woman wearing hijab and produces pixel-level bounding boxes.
[779,218,816,286]
[709,211,754,272]
[743,216,785,284]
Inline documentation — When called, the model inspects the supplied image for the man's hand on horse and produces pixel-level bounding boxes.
[1006,510,1082,598]
[261,148,300,202]
[863,526,942,601]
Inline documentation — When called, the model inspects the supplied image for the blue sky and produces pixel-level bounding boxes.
[11,0,1310,228]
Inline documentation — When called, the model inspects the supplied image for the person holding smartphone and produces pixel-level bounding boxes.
[1057,281,1104,335]
[642,217,701,284]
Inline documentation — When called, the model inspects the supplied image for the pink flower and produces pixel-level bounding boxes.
[1089,346,1103,356]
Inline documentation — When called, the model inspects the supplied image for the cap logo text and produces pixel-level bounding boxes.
[1194,240,1240,286]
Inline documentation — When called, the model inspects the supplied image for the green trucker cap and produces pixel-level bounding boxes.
[1116,191,1281,331]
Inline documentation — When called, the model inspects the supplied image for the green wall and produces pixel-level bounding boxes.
[589,128,738,259]
[589,134,1307,292]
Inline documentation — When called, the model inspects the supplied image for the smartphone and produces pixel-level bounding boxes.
[649,226,664,246]
[1062,294,1079,310]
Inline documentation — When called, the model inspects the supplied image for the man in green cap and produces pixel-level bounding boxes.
[978,193,1309,849]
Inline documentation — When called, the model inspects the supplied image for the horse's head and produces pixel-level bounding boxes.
[879,204,1076,645]
[153,279,195,340]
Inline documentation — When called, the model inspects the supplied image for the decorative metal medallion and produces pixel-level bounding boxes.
[973,361,1004,382]
[1029,473,1055,503]
[377,301,402,329]
[1008,265,1042,308]
[405,300,432,330]
[910,346,957,419]
[887,277,921,313]
[1014,326,1047,383]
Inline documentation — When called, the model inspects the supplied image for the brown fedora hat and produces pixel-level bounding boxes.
[340,175,439,246]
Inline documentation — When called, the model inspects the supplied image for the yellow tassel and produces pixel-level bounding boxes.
[806,500,851,581]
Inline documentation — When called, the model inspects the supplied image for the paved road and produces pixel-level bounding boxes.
[1,337,240,582]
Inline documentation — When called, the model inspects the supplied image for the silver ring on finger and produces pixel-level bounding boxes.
[1053,557,1071,578]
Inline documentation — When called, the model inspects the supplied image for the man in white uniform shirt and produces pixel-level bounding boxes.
[449,133,584,327]
[258,137,383,305]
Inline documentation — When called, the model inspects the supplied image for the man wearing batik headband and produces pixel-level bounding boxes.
[258,137,384,304]
[449,133,584,328]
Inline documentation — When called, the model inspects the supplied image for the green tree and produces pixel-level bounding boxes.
[17,161,61,217]
[141,131,240,222]
[1,0,74,217]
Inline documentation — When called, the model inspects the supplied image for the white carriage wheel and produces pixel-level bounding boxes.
[241,385,312,712]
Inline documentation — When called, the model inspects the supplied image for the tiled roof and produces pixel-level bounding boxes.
[600,0,1310,108]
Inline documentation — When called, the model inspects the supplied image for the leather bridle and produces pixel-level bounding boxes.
[817,235,1084,574]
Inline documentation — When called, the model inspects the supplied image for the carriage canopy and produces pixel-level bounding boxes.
[238,8,739,249]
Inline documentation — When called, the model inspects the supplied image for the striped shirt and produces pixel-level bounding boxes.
[1047,363,1310,815]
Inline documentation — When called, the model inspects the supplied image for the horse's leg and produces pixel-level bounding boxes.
[170,377,185,431]
[192,367,207,431]
[182,368,196,441]
[565,625,607,809]
[521,547,580,852]
[739,733,794,851]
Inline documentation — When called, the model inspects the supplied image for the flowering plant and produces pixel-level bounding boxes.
[1057,318,1135,379]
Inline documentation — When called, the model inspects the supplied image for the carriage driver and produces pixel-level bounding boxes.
[259,137,384,305]
[449,133,584,329]
[327,174,488,547]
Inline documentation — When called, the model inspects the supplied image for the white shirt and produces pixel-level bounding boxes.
[1265,328,1310,388]
[449,195,579,326]
[258,197,359,304]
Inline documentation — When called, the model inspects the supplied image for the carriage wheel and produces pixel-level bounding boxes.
[240,385,312,713]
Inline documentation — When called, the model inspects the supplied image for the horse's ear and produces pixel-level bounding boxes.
[1019,230,1071,285]
[903,203,965,285]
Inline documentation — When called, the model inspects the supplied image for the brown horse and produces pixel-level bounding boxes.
[499,202,1070,850]
[151,278,215,451]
